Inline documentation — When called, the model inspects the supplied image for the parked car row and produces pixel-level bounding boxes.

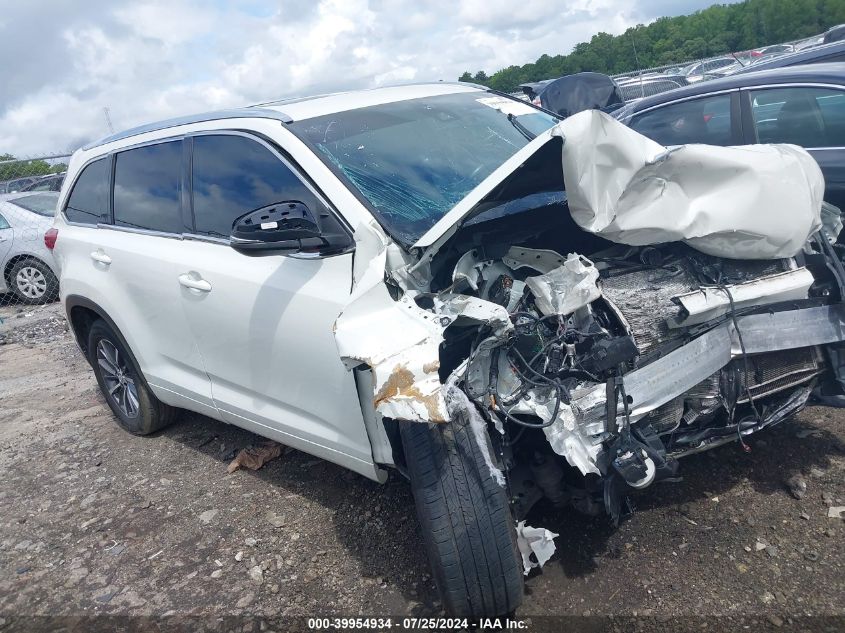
[0,172,65,194]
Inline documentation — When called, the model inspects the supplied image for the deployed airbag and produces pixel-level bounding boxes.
[556,110,824,259]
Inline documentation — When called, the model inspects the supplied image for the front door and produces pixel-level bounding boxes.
[176,132,375,475]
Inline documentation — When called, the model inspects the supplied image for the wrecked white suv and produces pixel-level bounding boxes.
[53,83,845,619]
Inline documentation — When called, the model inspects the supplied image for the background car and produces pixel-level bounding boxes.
[679,56,737,82]
[616,73,688,102]
[0,176,39,193]
[732,40,845,73]
[21,173,65,192]
[614,63,845,211]
[823,23,845,44]
[0,192,60,303]
[520,72,624,116]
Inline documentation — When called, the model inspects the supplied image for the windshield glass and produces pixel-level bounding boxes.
[292,91,558,244]
[9,192,59,216]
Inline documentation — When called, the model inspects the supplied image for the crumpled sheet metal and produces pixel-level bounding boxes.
[334,222,514,423]
[334,223,449,422]
[516,521,559,575]
[556,110,824,259]
[504,377,603,476]
[524,253,601,316]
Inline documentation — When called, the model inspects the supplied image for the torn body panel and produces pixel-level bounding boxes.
[334,112,845,528]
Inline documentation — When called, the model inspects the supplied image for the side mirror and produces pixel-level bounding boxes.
[230,201,337,255]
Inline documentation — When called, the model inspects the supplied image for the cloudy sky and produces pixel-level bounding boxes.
[0,0,735,156]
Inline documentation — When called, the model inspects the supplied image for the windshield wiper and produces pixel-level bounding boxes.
[507,113,536,141]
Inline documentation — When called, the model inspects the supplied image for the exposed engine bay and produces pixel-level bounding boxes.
[333,110,845,540]
[432,234,838,523]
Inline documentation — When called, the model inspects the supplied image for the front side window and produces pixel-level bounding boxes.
[749,86,845,147]
[191,135,321,238]
[65,158,110,224]
[629,94,733,146]
[114,141,183,233]
[291,91,558,244]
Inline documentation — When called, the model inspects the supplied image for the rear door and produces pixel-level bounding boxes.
[742,84,845,210]
[59,144,216,416]
[175,132,375,474]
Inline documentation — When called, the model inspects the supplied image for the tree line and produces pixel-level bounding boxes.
[0,154,67,182]
[459,0,845,92]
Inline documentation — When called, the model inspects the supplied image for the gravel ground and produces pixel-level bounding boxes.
[1,301,843,631]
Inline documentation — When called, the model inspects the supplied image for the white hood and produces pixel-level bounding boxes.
[414,109,825,261]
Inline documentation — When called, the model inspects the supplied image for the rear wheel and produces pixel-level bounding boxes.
[87,320,177,435]
[9,258,58,304]
[400,411,523,618]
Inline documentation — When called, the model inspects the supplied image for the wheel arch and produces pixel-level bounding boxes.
[65,295,148,389]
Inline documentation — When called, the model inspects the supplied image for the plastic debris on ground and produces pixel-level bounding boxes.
[828,506,845,519]
[516,521,559,575]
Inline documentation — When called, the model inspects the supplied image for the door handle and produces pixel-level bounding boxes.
[90,250,111,265]
[178,273,212,292]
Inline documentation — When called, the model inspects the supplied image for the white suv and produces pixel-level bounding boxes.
[52,83,845,619]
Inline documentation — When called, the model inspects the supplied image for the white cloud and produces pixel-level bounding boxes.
[0,0,739,156]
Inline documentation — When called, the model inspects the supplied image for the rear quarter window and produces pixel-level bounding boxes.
[113,141,183,234]
[65,158,110,224]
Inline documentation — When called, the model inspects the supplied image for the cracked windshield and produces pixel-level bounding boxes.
[293,91,558,243]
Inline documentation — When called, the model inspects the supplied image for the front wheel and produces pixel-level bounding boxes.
[400,410,523,618]
[87,320,177,435]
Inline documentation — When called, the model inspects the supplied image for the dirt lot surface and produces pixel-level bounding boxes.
[1,302,844,631]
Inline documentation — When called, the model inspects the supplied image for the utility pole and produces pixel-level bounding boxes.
[103,107,114,134]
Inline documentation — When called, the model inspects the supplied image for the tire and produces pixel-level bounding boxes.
[400,412,523,619]
[87,319,177,435]
[9,258,58,304]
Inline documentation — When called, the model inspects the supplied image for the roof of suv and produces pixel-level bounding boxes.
[615,62,845,120]
[84,82,485,150]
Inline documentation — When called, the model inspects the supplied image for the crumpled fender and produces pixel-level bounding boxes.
[333,221,513,423]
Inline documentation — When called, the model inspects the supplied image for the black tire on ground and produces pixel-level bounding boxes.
[9,258,59,304]
[87,319,177,435]
[400,413,523,619]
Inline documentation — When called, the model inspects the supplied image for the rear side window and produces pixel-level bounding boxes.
[0,213,9,230]
[191,134,322,237]
[749,86,845,148]
[114,141,183,233]
[629,94,733,146]
[65,158,110,224]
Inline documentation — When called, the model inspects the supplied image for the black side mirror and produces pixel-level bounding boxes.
[231,201,352,255]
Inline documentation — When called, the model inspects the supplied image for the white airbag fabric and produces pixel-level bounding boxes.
[556,110,825,259]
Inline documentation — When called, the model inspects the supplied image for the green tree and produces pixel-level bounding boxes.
[462,0,844,93]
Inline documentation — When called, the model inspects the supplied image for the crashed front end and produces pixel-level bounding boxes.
[334,110,845,547]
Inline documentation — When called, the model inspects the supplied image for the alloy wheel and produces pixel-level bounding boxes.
[96,339,140,418]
